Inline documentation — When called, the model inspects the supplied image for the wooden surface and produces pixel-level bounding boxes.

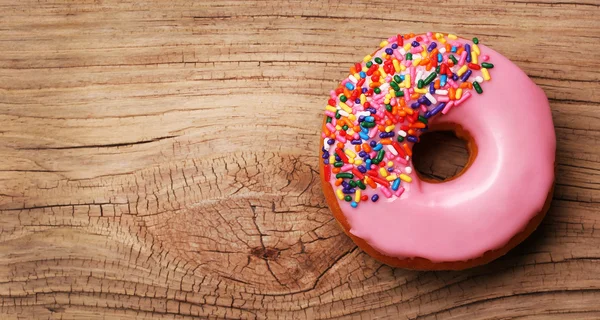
[1,0,599,319]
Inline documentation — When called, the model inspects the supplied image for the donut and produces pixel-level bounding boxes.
[319,32,555,270]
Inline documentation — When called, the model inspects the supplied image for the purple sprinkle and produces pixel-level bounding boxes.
[387,167,394,172]
[362,88,368,93]
[411,101,421,109]
[411,41,419,47]
[391,43,398,49]
[335,155,341,161]
[357,165,367,173]
[385,48,393,55]
[341,181,349,188]
[465,44,472,62]
[371,194,379,202]
[425,102,446,118]
[452,74,459,81]
[358,151,367,157]
[460,69,472,82]
[367,107,377,114]
[370,140,377,147]
[327,139,335,145]
[323,159,329,165]
[427,42,437,52]
[358,115,365,122]
[407,135,418,143]
[351,139,362,145]
[429,82,435,94]
[355,98,361,104]
[321,152,329,159]
[342,188,356,194]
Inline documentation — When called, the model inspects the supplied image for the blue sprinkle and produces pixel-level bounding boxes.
[391,178,400,191]
[350,201,358,208]
[460,70,472,82]
[373,143,383,151]
[451,46,457,53]
[361,127,368,133]
[391,43,398,49]
[366,159,372,170]
[437,53,443,63]
[400,75,405,81]
[365,116,374,122]
[359,132,369,140]
[440,74,447,87]
[345,82,355,90]
[359,71,366,78]
[371,194,379,202]
[385,48,393,55]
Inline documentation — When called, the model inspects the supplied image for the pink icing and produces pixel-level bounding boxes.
[329,42,555,262]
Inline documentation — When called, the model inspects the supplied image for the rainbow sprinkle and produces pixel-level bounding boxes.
[321,32,494,208]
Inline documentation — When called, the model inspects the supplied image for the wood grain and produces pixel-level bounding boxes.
[1,0,599,318]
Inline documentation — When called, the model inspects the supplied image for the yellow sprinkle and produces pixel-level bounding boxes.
[403,43,412,51]
[339,102,352,114]
[329,156,335,163]
[348,114,356,121]
[405,75,411,86]
[348,158,354,164]
[363,55,372,63]
[385,125,395,132]
[353,73,361,80]
[421,47,428,58]
[482,68,491,81]
[354,159,363,165]
[362,66,368,72]
[457,65,468,76]
[335,125,342,130]
[379,66,387,77]
[471,51,478,64]
[412,58,421,67]
[385,94,391,99]
[344,149,356,159]
[336,189,344,200]
[355,190,361,202]
[380,40,389,48]
[448,34,458,40]
[347,129,355,136]
[325,106,336,113]
[456,88,463,99]
[435,33,443,39]
[384,99,390,104]
[360,94,366,104]
[379,167,389,177]
[473,43,481,55]
[393,59,401,72]
[387,161,394,167]
[386,174,398,181]
[399,174,412,183]
[382,53,389,60]
[400,64,407,71]
[414,87,427,94]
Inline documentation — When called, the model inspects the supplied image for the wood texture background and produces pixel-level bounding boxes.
[1,0,599,319]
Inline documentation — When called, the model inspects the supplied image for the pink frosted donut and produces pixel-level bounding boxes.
[319,33,555,270]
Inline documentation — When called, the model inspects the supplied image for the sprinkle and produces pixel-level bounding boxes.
[371,194,379,202]
[336,189,344,200]
[473,81,483,94]
[336,173,354,179]
[481,68,491,81]
[399,174,413,183]
[381,187,392,198]
[391,178,401,191]
[481,62,494,69]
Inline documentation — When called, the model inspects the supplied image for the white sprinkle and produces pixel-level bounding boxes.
[435,89,448,95]
[356,111,370,117]
[323,139,330,151]
[338,110,349,117]
[416,70,424,81]
[425,93,437,104]
[406,155,410,161]
[348,75,358,84]
[413,54,422,60]
[405,166,413,174]
[439,48,446,54]
[398,130,407,137]
[399,48,406,55]
[474,76,484,83]
[379,83,390,91]
[387,145,398,156]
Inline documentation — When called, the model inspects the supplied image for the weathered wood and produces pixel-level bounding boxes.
[0,0,599,318]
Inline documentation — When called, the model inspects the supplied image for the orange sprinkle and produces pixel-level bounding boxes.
[403,143,413,157]
[434,80,440,89]
[385,119,392,126]
[369,82,381,88]
[380,139,392,145]
[337,142,344,149]
[399,99,407,107]
[431,48,439,57]
[467,82,473,89]
[353,126,360,132]
[449,87,456,100]
[354,145,361,152]
[403,107,414,115]
[460,82,469,89]
[329,133,335,139]
[410,93,420,99]
[398,110,407,117]
[373,70,380,76]
[408,129,415,135]
[377,125,385,132]
[410,122,426,129]
[420,58,429,66]
[445,43,451,52]
[332,167,341,174]
[344,88,352,98]
[362,143,372,153]
[365,176,377,189]
[335,178,343,186]
[456,47,464,55]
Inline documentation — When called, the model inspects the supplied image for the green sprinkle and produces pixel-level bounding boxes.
[406,53,412,61]
[326,116,332,123]
[390,81,400,91]
[335,111,341,119]
[418,116,428,124]
[357,180,366,190]
[417,79,424,89]
[336,173,354,179]
[393,75,402,83]
[333,161,344,168]
[423,72,437,85]
[449,55,458,64]
[481,62,494,69]
[385,104,392,112]
[473,37,479,44]
[395,90,404,97]
[349,180,357,187]
[376,150,385,162]
[361,121,375,128]
[435,66,441,73]
[397,135,404,142]
[374,57,383,64]
[473,81,483,94]
[339,95,347,102]
[371,159,381,165]
[366,61,373,68]
[344,195,352,202]
[342,125,348,131]
[374,87,381,94]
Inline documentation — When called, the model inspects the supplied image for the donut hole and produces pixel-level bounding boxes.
[412,130,471,182]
